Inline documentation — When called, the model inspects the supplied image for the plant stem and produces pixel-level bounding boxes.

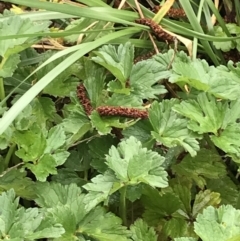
[119,186,127,226]
[204,133,218,154]
[4,143,16,169]
[84,170,88,181]
[0,56,7,103]
[0,77,5,103]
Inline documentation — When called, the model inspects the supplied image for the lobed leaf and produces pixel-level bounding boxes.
[149,100,200,157]
[106,136,168,188]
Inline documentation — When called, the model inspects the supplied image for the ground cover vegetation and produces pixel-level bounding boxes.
[0,0,240,240]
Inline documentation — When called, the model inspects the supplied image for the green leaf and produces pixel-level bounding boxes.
[44,125,66,153]
[0,189,64,240]
[88,135,118,173]
[172,149,227,189]
[90,110,112,135]
[175,238,197,241]
[168,51,240,100]
[174,95,240,161]
[64,142,91,172]
[61,93,91,145]
[194,205,240,241]
[46,206,77,240]
[126,184,144,202]
[77,206,130,241]
[130,219,157,241]
[207,64,240,100]
[107,80,131,95]
[211,123,240,163]
[106,136,168,188]
[0,15,49,58]
[149,100,200,157]
[35,182,94,241]
[15,124,69,181]
[82,58,106,108]
[31,97,58,126]
[51,168,87,187]
[13,104,34,131]
[35,182,87,219]
[0,126,12,150]
[153,49,177,71]
[0,54,20,78]
[39,58,80,97]
[161,218,188,240]
[122,119,153,144]
[14,123,47,162]
[92,42,134,86]
[142,187,182,226]
[192,190,221,218]
[35,183,89,239]
[25,154,57,182]
[173,184,192,215]
[206,176,239,207]
[63,18,93,44]
[83,171,121,210]
[106,93,142,107]
[213,24,240,51]
[129,59,167,99]
[0,169,36,200]
[169,51,211,91]
[173,93,225,135]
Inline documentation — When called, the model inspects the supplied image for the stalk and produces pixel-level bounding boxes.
[119,186,127,226]
[0,57,7,103]
[0,78,5,102]
[4,144,16,169]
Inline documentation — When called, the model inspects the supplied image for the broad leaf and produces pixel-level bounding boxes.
[213,24,240,51]
[173,93,225,135]
[61,93,91,146]
[0,54,20,78]
[51,168,87,187]
[92,42,134,86]
[15,124,69,181]
[0,15,49,58]
[168,51,240,100]
[90,110,112,134]
[211,123,240,163]
[82,58,106,108]
[172,149,227,188]
[35,182,88,222]
[14,123,47,162]
[106,136,168,188]
[142,187,182,225]
[175,238,197,241]
[149,100,200,156]
[130,219,157,241]
[194,205,240,241]
[192,190,221,218]
[0,189,64,240]
[206,176,239,207]
[88,135,118,173]
[129,59,167,99]
[0,169,36,200]
[77,206,130,241]
[83,170,121,210]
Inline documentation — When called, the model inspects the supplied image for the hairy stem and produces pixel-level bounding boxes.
[0,77,5,103]
[119,186,127,226]
[4,143,16,169]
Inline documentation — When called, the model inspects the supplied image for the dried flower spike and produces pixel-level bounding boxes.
[76,83,93,116]
[134,50,156,64]
[153,6,186,19]
[97,106,148,119]
[135,18,174,42]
